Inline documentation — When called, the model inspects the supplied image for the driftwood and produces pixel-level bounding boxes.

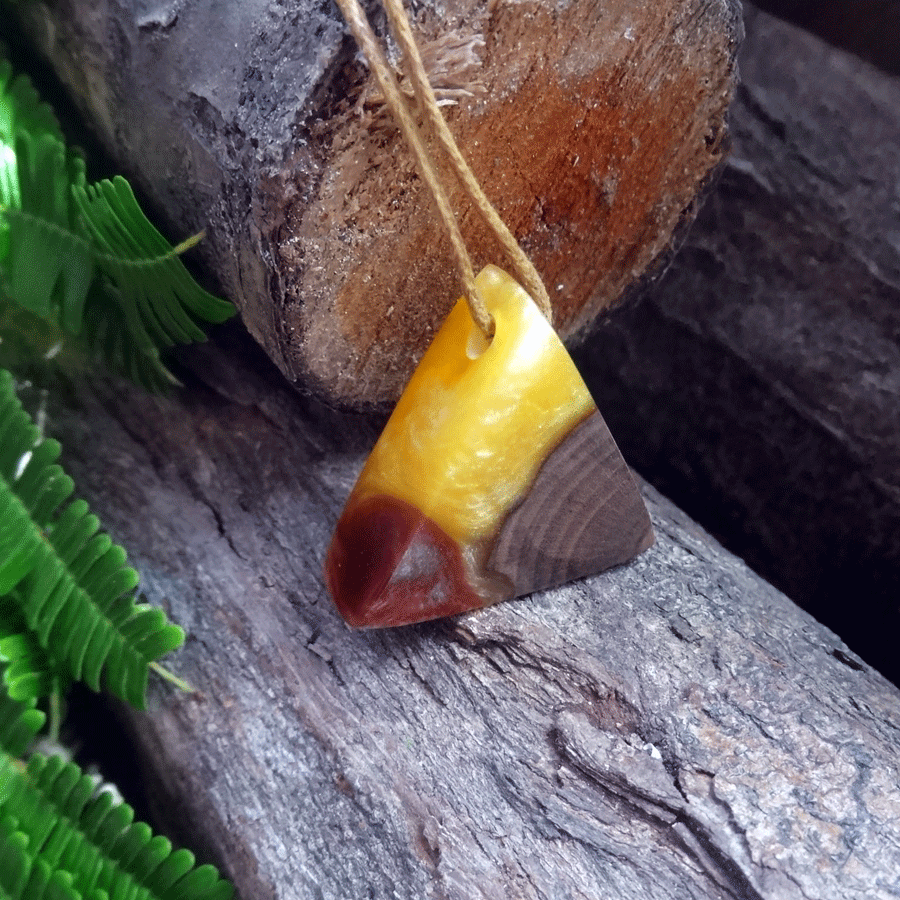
[33,331,900,900]
[574,4,900,685]
[752,0,900,74]
[16,0,741,407]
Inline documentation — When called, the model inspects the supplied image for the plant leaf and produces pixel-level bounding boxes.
[0,57,66,261]
[1,125,92,329]
[0,681,44,758]
[0,593,70,704]
[0,752,233,900]
[72,177,233,387]
[0,369,185,708]
[0,62,234,390]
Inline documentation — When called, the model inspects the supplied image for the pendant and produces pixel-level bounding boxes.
[325,265,653,627]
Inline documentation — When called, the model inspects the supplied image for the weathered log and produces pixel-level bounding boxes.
[16,0,741,407]
[33,331,900,900]
[574,4,900,685]
[752,0,900,74]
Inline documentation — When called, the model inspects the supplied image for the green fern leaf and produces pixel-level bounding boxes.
[0,62,234,389]
[0,594,69,703]
[74,177,233,343]
[4,131,93,328]
[0,370,185,708]
[0,369,49,597]
[0,753,234,900]
[0,60,64,148]
[0,58,66,254]
[0,830,32,899]
[79,279,180,393]
[0,56,93,327]
[0,682,44,758]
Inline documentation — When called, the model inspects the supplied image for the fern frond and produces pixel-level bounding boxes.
[0,60,64,148]
[0,59,65,243]
[75,177,233,343]
[0,370,185,708]
[0,594,69,704]
[0,683,44,758]
[3,131,93,328]
[0,63,234,389]
[0,752,233,900]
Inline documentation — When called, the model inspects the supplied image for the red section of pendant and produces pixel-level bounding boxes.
[325,494,484,628]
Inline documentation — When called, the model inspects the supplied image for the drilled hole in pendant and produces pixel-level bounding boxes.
[466,323,493,359]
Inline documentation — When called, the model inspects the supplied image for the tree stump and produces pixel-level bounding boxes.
[575,4,900,685]
[16,0,741,406]
[34,334,900,900]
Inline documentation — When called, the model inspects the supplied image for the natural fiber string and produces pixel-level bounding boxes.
[333,0,491,337]
[381,0,553,324]
[334,0,553,336]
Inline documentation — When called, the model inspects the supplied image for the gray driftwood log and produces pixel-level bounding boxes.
[574,4,900,684]
[16,0,741,407]
[752,0,900,74]
[36,334,900,900]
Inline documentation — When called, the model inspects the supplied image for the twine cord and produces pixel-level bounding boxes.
[333,0,553,337]
[333,0,489,336]
[381,0,553,323]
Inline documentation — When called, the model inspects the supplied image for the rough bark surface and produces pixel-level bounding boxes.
[752,0,900,74]
[17,0,741,406]
[31,330,900,900]
[574,5,900,684]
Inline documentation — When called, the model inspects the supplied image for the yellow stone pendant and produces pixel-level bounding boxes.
[325,266,653,627]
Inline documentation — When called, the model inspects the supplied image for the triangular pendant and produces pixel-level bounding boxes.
[326,266,653,627]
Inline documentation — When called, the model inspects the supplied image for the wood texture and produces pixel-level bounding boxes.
[752,0,900,73]
[489,410,653,597]
[27,329,900,900]
[573,4,900,686]
[15,0,741,406]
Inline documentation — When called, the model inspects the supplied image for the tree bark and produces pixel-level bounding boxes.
[16,0,741,407]
[31,330,900,900]
[751,0,900,74]
[573,4,900,685]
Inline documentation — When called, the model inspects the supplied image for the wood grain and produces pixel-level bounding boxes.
[488,410,653,596]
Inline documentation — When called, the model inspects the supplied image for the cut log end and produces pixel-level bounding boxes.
[15,0,741,409]
[272,0,741,406]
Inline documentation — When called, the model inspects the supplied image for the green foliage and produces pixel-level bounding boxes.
[0,593,70,703]
[0,58,234,390]
[0,52,235,900]
[0,683,44,759]
[0,369,184,709]
[0,750,233,900]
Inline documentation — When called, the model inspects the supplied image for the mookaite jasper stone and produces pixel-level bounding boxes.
[325,266,653,627]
